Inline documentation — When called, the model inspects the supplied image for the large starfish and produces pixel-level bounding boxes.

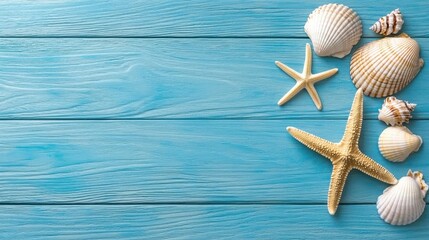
[287,89,398,215]
[276,43,338,110]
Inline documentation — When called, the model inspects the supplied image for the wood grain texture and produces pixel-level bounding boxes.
[0,0,426,37]
[0,120,426,203]
[0,204,428,239]
[0,38,427,119]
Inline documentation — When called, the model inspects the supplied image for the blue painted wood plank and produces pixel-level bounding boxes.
[0,120,426,203]
[0,204,428,239]
[0,0,427,37]
[0,38,427,119]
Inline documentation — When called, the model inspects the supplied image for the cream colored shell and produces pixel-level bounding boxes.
[378,96,416,126]
[378,126,422,162]
[304,3,362,58]
[377,170,427,225]
[370,9,404,36]
[350,33,424,98]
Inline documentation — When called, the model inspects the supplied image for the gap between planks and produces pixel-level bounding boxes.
[0,202,408,206]
[0,36,426,39]
[0,118,428,121]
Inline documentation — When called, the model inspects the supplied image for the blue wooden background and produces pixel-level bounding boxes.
[0,0,428,239]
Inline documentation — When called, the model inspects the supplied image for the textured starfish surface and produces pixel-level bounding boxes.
[287,89,398,215]
[275,43,338,110]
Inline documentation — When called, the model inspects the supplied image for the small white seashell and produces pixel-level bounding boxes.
[350,33,424,98]
[378,96,416,126]
[304,3,362,58]
[370,9,404,36]
[377,170,427,225]
[378,126,422,162]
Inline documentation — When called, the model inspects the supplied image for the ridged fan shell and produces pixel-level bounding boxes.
[304,4,362,58]
[370,9,404,36]
[378,126,422,162]
[350,33,424,98]
[377,170,427,225]
[378,96,416,126]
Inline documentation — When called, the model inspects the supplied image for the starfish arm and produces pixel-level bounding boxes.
[303,43,312,78]
[341,89,364,148]
[287,127,340,160]
[277,82,305,106]
[309,68,338,83]
[353,152,398,185]
[327,161,352,215]
[275,61,302,81]
[306,84,322,110]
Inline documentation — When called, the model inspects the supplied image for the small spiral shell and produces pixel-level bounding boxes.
[378,97,416,126]
[370,9,404,36]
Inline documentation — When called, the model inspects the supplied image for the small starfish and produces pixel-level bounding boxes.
[276,43,338,110]
[287,89,398,215]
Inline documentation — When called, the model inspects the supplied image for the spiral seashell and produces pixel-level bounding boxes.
[304,3,362,58]
[378,96,416,126]
[350,33,424,98]
[378,126,422,162]
[370,9,404,36]
[377,170,427,225]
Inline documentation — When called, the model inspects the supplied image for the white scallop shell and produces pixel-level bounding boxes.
[377,170,427,225]
[378,126,422,162]
[370,9,404,36]
[378,96,416,126]
[350,33,424,98]
[304,3,362,58]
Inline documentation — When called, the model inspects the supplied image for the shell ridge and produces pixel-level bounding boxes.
[326,8,360,56]
[317,4,343,56]
[388,183,403,225]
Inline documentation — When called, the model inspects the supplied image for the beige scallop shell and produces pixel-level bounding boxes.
[378,126,422,162]
[304,3,362,58]
[370,9,404,36]
[378,96,416,126]
[350,33,424,98]
[377,170,427,225]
